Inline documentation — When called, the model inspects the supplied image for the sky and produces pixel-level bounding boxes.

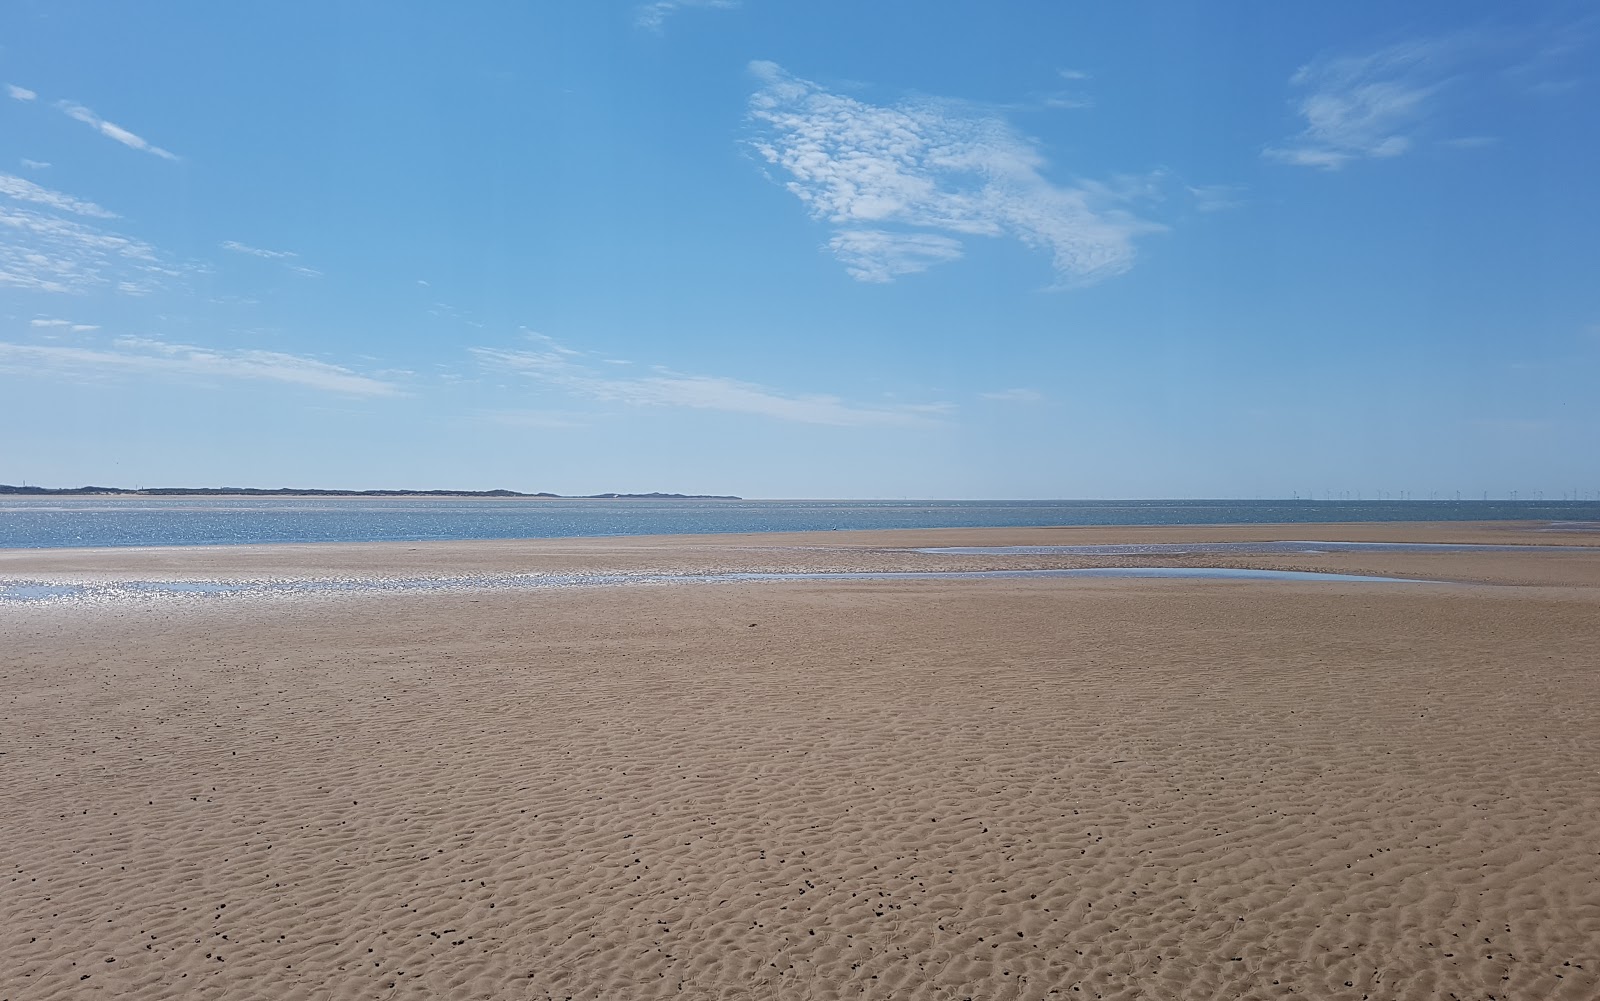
[2,1,1597,498]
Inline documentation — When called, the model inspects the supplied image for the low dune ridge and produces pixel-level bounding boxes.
[2,526,1599,999]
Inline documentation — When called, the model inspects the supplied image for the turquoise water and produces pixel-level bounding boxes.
[3,497,1598,550]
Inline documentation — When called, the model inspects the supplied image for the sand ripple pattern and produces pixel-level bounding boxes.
[3,581,1599,999]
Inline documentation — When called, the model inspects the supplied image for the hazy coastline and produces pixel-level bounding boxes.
[0,484,741,500]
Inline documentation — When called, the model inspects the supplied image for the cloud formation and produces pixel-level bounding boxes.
[635,0,738,30]
[980,388,1042,403]
[222,240,322,278]
[0,337,404,397]
[0,209,171,295]
[475,334,948,428]
[0,176,184,295]
[6,84,36,102]
[1265,39,1455,169]
[0,173,117,218]
[30,318,99,332]
[827,230,965,283]
[747,62,1160,286]
[57,101,179,161]
[1039,68,1094,110]
[221,240,297,260]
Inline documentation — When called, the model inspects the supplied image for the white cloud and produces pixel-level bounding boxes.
[747,62,1160,286]
[1186,183,1244,212]
[635,0,738,30]
[0,172,118,218]
[220,239,297,259]
[20,159,51,170]
[1269,22,1595,170]
[1265,38,1460,169]
[1039,70,1094,110]
[7,84,36,101]
[0,337,404,397]
[57,101,179,161]
[222,240,322,278]
[475,334,949,428]
[0,200,183,295]
[427,301,485,328]
[828,230,965,283]
[980,388,1043,403]
[1041,93,1094,110]
[29,318,99,332]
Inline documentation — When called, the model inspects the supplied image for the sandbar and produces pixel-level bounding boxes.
[2,523,1598,999]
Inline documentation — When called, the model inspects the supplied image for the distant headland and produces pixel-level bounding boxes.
[0,485,741,500]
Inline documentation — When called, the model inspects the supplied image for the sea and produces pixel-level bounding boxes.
[3,497,1599,550]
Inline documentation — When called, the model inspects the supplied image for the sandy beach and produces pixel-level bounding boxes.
[3,523,1598,999]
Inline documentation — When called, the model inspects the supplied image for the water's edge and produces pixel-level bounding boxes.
[4,496,1599,550]
[0,566,1448,608]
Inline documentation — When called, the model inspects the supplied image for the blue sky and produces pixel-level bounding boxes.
[2,1,1596,498]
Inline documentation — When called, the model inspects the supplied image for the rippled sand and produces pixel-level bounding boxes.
[3,525,1598,999]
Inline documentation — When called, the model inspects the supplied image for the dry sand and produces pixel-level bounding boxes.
[3,523,1599,999]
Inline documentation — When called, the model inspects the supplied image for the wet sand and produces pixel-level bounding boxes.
[3,523,1598,999]
[5,520,1600,588]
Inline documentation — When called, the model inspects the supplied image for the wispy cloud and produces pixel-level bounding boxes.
[0,336,404,397]
[221,240,322,278]
[635,0,738,30]
[1,174,188,294]
[57,101,179,161]
[1261,30,1571,170]
[221,240,296,260]
[1268,23,1598,169]
[980,388,1043,403]
[1039,68,1094,110]
[6,84,36,102]
[747,62,1160,286]
[1040,93,1094,111]
[475,333,949,428]
[29,318,99,332]
[0,173,117,218]
[20,159,50,170]
[428,301,485,328]
[1186,183,1245,212]
[1265,40,1453,169]
[0,197,183,295]
[1501,21,1593,98]
[827,230,965,283]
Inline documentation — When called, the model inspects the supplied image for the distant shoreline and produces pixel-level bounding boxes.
[0,485,742,500]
